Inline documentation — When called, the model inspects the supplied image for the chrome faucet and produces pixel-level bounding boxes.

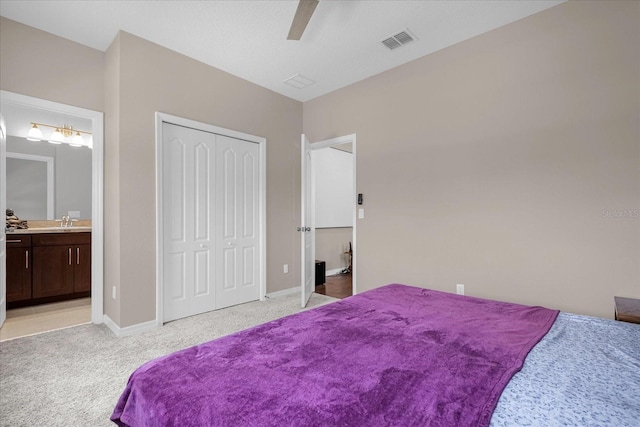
[57,215,78,227]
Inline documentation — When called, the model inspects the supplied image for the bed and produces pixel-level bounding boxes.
[111,284,640,426]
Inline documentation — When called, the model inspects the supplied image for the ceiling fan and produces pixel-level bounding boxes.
[287,0,319,40]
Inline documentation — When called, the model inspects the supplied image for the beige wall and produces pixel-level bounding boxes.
[103,34,121,324]
[108,32,302,327]
[2,1,638,325]
[303,1,640,318]
[0,18,104,112]
[1,17,114,314]
[1,19,303,328]
[316,228,352,272]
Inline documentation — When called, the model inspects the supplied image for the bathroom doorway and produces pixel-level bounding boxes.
[0,91,103,339]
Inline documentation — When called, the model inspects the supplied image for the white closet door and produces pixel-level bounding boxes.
[162,123,217,322]
[215,135,260,309]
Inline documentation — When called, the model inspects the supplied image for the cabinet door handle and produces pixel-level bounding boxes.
[69,248,72,265]
[7,239,22,243]
[26,250,29,269]
[77,247,80,265]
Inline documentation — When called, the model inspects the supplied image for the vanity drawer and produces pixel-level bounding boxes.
[32,232,91,246]
[6,235,32,248]
[6,235,32,302]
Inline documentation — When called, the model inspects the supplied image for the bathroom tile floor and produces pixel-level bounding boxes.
[0,298,91,342]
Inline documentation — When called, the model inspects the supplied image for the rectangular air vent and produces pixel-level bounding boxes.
[381,29,416,50]
[284,74,316,89]
[382,37,402,50]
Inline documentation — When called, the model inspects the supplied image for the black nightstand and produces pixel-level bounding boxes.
[315,260,325,286]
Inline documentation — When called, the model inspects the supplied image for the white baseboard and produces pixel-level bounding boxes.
[103,314,157,337]
[266,269,347,299]
[266,287,299,299]
[326,267,347,276]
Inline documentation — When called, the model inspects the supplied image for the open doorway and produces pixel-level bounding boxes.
[301,134,356,303]
[313,143,354,299]
[0,91,103,339]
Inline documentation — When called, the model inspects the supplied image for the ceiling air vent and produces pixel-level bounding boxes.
[284,74,316,89]
[381,29,416,50]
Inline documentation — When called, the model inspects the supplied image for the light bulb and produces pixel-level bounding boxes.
[48,128,64,144]
[27,123,43,141]
[70,131,85,147]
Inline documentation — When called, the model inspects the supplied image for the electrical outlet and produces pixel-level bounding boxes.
[456,284,464,295]
[358,208,364,219]
[283,264,289,274]
[112,286,117,299]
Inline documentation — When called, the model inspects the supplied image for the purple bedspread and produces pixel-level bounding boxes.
[111,284,558,427]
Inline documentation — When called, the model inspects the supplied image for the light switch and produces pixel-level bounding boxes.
[358,208,364,219]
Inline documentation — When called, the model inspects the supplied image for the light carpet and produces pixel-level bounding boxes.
[0,293,336,427]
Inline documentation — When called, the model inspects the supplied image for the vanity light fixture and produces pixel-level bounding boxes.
[26,122,92,148]
[48,127,64,144]
[70,131,85,147]
[26,123,43,141]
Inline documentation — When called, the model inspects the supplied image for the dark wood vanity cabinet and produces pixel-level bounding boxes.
[73,243,91,293]
[32,233,91,298]
[6,235,32,302]
[6,232,91,308]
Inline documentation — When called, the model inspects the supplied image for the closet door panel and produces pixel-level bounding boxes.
[216,135,259,309]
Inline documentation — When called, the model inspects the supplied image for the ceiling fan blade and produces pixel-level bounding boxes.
[287,0,319,40]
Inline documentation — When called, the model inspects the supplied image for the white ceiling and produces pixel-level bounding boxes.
[0,0,564,102]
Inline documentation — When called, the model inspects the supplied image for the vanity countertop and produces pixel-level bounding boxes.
[6,227,92,234]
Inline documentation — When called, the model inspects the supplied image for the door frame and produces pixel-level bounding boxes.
[302,134,357,299]
[1,113,6,327]
[155,112,267,325]
[0,90,105,324]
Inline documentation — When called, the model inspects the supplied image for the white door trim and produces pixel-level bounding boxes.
[304,133,357,296]
[0,90,105,324]
[0,113,6,327]
[155,112,267,325]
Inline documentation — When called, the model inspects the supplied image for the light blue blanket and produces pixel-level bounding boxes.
[491,312,640,426]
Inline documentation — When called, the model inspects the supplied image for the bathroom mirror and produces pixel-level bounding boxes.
[2,101,93,222]
[6,135,92,221]
[6,151,54,219]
